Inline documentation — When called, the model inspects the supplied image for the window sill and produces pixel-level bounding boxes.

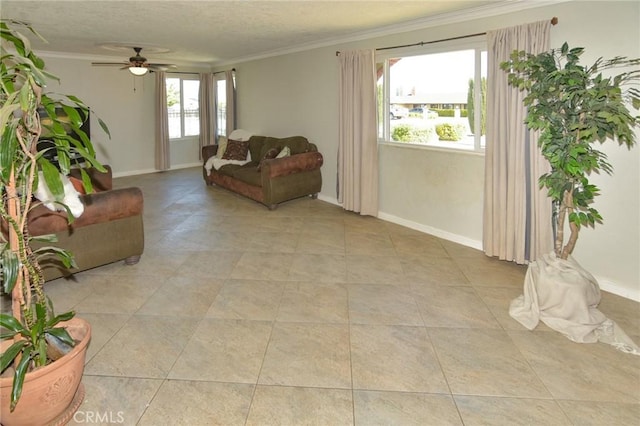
[379,140,485,156]
[169,135,200,142]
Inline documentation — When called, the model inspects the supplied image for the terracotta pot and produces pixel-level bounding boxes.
[0,317,91,426]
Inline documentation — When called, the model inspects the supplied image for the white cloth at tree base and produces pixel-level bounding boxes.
[509,252,640,356]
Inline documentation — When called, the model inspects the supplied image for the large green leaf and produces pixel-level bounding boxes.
[11,345,33,411]
[38,157,64,199]
[0,313,26,334]
[46,327,75,347]
[0,118,18,181]
[47,310,75,328]
[1,249,19,293]
[0,340,27,373]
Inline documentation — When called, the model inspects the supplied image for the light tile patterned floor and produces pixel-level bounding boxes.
[14,168,640,425]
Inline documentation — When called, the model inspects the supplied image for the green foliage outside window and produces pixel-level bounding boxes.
[391,124,434,143]
[435,123,466,141]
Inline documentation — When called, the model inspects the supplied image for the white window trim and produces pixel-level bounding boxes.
[167,74,200,141]
[376,36,487,154]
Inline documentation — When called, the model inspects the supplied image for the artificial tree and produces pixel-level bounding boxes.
[0,19,107,413]
[501,42,639,259]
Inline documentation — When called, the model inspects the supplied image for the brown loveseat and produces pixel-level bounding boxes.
[26,166,145,281]
[202,135,323,209]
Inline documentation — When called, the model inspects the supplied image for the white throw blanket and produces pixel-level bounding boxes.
[34,172,84,218]
[228,129,253,141]
[510,252,640,355]
[203,129,254,176]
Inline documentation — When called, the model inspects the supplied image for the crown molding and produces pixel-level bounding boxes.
[216,0,572,67]
[30,0,573,69]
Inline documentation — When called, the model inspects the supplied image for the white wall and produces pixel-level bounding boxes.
[40,1,639,300]
[42,58,203,176]
[230,1,640,300]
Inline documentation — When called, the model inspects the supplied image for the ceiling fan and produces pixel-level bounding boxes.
[92,47,176,76]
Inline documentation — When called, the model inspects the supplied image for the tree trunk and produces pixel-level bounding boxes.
[6,168,25,320]
[560,190,579,260]
[555,191,568,258]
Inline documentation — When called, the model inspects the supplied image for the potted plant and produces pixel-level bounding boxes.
[0,20,108,424]
[502,42,640,346]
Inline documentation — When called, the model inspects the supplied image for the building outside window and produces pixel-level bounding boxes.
[166,77,200,139]
[377,40,487,152]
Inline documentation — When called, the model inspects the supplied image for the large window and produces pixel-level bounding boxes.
[166,77,200,139]
[216,78,226,138]
[377,41,487,152]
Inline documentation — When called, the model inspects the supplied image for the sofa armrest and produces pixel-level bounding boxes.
[262,152,323,179]
[202,145,219,162]
[27,187,144,236]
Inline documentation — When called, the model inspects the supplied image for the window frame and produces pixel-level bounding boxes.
[166,74,200,141]
[215,77,227,139]
[376,36,487,154]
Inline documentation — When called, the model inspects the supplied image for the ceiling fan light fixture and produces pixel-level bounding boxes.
[129,66,148,76]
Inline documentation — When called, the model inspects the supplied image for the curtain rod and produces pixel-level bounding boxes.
[336,17,558,56]
[167,68,236,75]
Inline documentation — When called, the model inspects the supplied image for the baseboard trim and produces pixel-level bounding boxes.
[317,194,339,206]
[316,193,637,301]
[377,211,483,251]
[596,277,640,302]
[111,163,201,178]
[112,168,158,178]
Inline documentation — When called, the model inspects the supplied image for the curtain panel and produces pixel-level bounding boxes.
[225,69,236,137]
[199,72,215,157]
[155,71,170,171]
[483,20,553,263]
[337,49,379,216]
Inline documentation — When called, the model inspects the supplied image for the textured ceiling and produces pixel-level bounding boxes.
[2,0,509,67]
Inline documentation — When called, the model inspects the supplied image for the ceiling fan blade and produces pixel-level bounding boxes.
[92,48,177,72]
[92,62,129,66]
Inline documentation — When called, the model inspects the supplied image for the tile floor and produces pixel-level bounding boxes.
[18,168,640,424]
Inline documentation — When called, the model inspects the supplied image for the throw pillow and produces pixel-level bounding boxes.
[222,139,249,161]
[276,146,291,159]
[215,136,228,159]
[257,147,281,172]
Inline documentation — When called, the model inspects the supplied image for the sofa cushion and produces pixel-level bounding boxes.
[222,139,249,161]
[232,167,262,187]
[257,147,281,172]
[248,135,267,163]
[217,163,245,177]
[259,136,309,158]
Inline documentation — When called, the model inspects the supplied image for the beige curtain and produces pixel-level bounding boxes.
[211,73,220,141]
[483,20,553,263]
[337,50,378,216]
[225,69,236,137]
[155,71,170,171]
[199,72,215,157]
